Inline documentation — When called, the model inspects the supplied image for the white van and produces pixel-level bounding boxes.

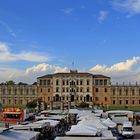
[121,121,134,138]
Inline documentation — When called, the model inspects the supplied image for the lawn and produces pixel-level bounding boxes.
[101,106,140,112]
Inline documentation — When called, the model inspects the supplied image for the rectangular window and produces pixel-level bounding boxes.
[120,100,122,104]
[105,97,107,101]
[56,80,59,85]
[77,88,79,92]
[87,80,89,85]
[119,89,122,96]
[132,100,135,104]
[96,88,98,92]
[62,88,65,92]
[66,80,69,85]
[56,87,59,92]
[113,100,115,104]
[47,80,51,85]
[126,100,128,104]
[105,88,107,92]
[40,80,42,85]
[104,79,107,85]
[62,80,65,85]
[95,80,98,85]
[48,88,50,92]
[100,80,103,85]
[77,80,79,85]
[66,88,69,92]
[40,88,42,92]
[80,80,83,85]
[87,88,89,92]
[126,89,128,96]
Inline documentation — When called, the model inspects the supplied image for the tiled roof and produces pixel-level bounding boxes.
[37,72,110,79]
[93,75,110,78]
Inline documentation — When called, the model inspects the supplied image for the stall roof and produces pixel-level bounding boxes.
[13,122,49,130]
[41,110,68,115]
[46,115,65,120]
[69,109,79,114]
[55,137,117,140]
[66,124,98,136]
[0,130,39,140]
[34,119,59,127]
[101,130,113,137]
[102,118,116,128]
[78,119,108,131]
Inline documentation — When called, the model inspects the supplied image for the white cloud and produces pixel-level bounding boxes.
[98,10,108,23]
[0,63,68,84]
[89,57,140,83]
[62,8,74,14]
[25,63,68,75]
[110,0,140,16]
[0,42,49,62]
[90,56,140,72]
[1,57,140,84]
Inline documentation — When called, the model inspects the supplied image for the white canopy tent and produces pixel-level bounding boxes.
[102,118,117,128]
[55,137,117,140]
[66,124,98,136]
[69,109,79,114]
[34,119,60,127]
[0,129,39,140]
[101,130,113,137]
[78,118,108,131]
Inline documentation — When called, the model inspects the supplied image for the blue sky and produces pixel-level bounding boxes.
[0,0,140,83]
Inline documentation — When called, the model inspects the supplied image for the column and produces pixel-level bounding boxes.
[68,95,71,110]
[60,96,64,110]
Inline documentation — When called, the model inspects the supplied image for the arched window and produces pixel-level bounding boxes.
[86,95,90,102]
[71,95,74,102]
[55,94,59,101]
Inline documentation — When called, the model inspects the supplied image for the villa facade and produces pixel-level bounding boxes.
[0,70,140,108]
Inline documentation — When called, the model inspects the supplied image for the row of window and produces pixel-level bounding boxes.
[55,79,90,86]
[112,100,140,105]
[53,94,92,102]
[1,99,32,104]
[40,79,51,86]
[55,87,90,93]
[95,79,108,86]
[95,88,108,92]
[95,97,108,101]
[1,89,36,95]
[112,88,140,96]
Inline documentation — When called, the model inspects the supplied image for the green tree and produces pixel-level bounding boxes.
[26,99,37,108]
[5,80,15,85]
[32,82,37,85]
[77,102,89,108]
[18,82,28,85]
